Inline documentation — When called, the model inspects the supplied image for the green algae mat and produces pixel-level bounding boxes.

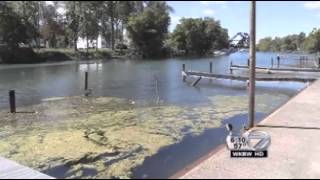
[0,94,288,178]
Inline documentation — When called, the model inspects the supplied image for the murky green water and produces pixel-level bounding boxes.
[0,52,309,178]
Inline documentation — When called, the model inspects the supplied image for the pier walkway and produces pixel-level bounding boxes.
[179,79,320,179]
[0,157,53,179]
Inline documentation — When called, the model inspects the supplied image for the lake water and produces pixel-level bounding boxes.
[0,52,310,178]
[0,52,309,109]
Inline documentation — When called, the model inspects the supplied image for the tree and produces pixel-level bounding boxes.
[106,1,118,50]
[257,32,307,52]
[127,1,171,58]
[41,2,66,48]
[79,1,100,53]
[0,3,33,48]
[171,17,229,56]
[303,28,320,53]
[7,1,41,47]
[115,1,144,44]
[257,37,273,52]
[65,1,82,52]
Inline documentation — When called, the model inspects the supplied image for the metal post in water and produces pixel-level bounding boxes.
[247,59,250,67]
[9,90,16,113]
[210,62,213,73]
[84,71,88,91]
[271,58,274,68]
[318,57,320,68]
[182,64,186,72]
[248,1,256,129]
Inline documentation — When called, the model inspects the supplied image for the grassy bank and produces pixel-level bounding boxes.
[0,47,114,64]
[35,48,113,62]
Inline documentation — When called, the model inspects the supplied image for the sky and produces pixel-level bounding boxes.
[167,1,320,41]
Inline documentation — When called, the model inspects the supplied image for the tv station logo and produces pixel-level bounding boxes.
[225,124,271,158]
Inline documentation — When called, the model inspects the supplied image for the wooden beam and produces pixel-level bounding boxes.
[192,76,202,87]
[231,64,320,73]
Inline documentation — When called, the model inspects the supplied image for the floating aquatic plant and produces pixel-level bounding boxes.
[0,93,289,178]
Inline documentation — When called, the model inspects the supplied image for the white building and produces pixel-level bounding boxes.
[76,29,130,49]
[76,35,106,49]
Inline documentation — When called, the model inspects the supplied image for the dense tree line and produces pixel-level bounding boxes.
[170,17,229,56]
[257,29,320,53]
[0,1,145,50]
[0,1,230,60]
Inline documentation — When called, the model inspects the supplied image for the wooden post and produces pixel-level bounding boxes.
[84,71,88,91]
[248,1,256,129]
[318,57,320,68]
[182,64,187,82]
[277,55,280,68]
[230,61,233,74]
[210,62,213,73]
[9,90,16,113]
[192,76,202,87]
[247,59,250,67]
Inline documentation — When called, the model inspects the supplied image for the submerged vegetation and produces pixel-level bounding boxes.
[0,93,289,178]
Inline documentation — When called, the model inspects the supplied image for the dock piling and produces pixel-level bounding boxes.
[9,90,16,113]
[84,71,89,91]
[300,57,302,68]
[210,62,213,73]
[230,61,233,74]
[182,64,187,82]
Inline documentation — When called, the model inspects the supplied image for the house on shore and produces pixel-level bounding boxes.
[76,29,131,49]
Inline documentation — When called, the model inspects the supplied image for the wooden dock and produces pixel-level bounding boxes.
[185,71,317,83]
[231,64,320,73]
[0,157,54,179]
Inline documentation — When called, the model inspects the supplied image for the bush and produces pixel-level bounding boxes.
[0,46,43,64]
[115,43,128,50]
[0,47,113,64]
[38,51,72,61]
[36,48,112,61]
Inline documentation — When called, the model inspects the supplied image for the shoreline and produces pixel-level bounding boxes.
[176,79,316,179]
[172,81,311,178]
